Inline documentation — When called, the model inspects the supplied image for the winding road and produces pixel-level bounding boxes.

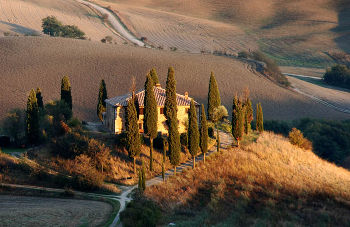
[75,0,145,46]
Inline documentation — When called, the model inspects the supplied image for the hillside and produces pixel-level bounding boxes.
[0,37,348,122]
[141,132,350,226]
[0,0,125,42]
[95,0,350,67]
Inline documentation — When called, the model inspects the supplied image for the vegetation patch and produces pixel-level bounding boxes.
[323,64,350,89]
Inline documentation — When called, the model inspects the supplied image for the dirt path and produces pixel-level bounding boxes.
[75,0,144,46]
[284,73,350,115]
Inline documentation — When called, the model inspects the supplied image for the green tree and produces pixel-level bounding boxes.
[212,106,228,153]
[164,67,180,174]
[42,16,62,37]
[2,109,25,145]
[150,68,159,85]
[207,72,221,121]
[61,25,85,39]
[256,103,264,133]
[200,104,208,163]
[138,160,146,193]
[61,76,72,110]
[188,100,199,168]
[26,89,40,145]
[232,98,245,147]
[97,79,108,121]
[244,97,253,134]
[162,138,166,181]
[126,97,141,174]
[36,88,44,109]
[144,74,158,171]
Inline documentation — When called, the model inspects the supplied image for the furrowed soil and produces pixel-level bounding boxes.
[0,37,348,121]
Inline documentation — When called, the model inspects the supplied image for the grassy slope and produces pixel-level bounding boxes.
[145,132,350,226]
[0,37,348,122]
[98,0,350,67]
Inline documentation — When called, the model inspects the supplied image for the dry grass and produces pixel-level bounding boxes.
[0,0,125,42]
[0,195,112,227]
[0,37,348,123]
[146,132,350,211]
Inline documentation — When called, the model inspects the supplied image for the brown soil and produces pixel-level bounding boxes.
[0,195,112,227]
[0,37,348,122]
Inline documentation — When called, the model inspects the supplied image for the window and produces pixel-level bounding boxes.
[160,107,164,114]
[139,108,144,115]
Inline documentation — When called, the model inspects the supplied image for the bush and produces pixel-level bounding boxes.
[288,128,312,150]
[323,64,350,89]
[1,109,26,146]
[208,127,214,138]
[153,134,167,150]
[120,196,162,227]
[115,132,128,148]
[238,51,249,59]
[42,16,85,39]
[51,132,88,159]
[180,133,188,147]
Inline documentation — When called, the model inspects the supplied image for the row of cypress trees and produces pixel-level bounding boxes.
[26,76,72,145]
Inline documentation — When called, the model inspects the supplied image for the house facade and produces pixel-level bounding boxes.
[104,84,200,135]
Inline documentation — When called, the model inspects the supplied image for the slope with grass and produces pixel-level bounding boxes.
[0,0,124,42]
[95,0,350,67]
[144,132,350,225]
[0,37,348,122]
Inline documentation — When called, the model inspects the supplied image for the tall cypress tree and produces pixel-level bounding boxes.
[36,88,43,109]
[26,89,40,145]
[188,99,199,168]
[232,99,245,147]
[150,68,159,85]
[207,72,221,121]
[200,104,208,163]
[61,76,72,110]
[144,74,158,171]
[126,97,141,174]
[97,79,108,121]
[244,98,253,134]
[164,67,180,174]
[256,103,264,133]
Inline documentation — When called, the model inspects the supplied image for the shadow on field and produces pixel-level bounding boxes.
[333,4,350,53]
[0,20,38,35]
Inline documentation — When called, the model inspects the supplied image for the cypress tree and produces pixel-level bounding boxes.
[200,104,208,163]
[144,73,158,171]
[188,99,199,168]
[164,67,180,174]
[61,76,72,110]
[232,99,245,147]
[244,98,253,134]
[150,68,159,85]
[141,160,146,191]
[97,79,108,121]
[162,139,166,181]
[126,97,141,174]
[256,103,264,133]
[26,89,40,145]
[36,88,43,109]
[207,72,221,121]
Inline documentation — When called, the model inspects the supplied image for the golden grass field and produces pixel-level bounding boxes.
[0,195,112,227]
[0,0,125,42]
[145,132,350,224]
[95,0,350,67]
[0,37,348,122]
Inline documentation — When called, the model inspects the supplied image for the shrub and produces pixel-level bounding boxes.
[42,16,85,39]
[323,64,350,89]
[208,126,214,138]
[153,134,167,150]
[238,51,249,59]
[180,133,188,147]
[288,128,312,150]
[115,132,128,148]
[51,132,88,159]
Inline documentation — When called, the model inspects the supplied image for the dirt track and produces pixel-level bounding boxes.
[0,195,112,227]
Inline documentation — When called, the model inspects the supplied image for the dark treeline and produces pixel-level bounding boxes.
[324,64,350,89]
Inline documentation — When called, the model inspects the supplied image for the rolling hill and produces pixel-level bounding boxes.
[0,36,348,122]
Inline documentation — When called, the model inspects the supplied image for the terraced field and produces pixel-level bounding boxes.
[0,0,124,42]
[0,37,348,122]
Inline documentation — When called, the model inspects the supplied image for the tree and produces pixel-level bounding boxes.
[26,89,40,145]
[126,97,141,174]
[144,74,158,171]
[61,76,72,110]
[162,138,166,181]
[61,25,85,39]
[150,68,159,85]
[36,88,43,109]
[138,160,146,193]
[200,104,208,163]
[212,106,228,152]
[256,103,264,133]
[42,16,63,37]
[188,100,199,168]
[232,98,245,147]
[97,79,108,121]
[164,67,180,174]
[2,109,25,145]
[244,98,253,134]
[207,72,221,121]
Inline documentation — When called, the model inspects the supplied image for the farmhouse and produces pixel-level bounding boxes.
[104,84,200,134]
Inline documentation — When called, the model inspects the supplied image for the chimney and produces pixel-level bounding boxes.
[185,91,188,99]
[155,83,161,87]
